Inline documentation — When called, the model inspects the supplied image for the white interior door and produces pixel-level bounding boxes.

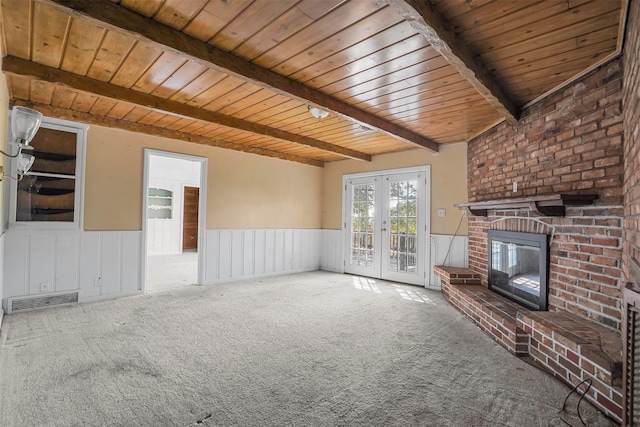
[344,168,429,286]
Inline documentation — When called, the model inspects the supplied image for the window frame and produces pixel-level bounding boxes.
[7,113,88,230]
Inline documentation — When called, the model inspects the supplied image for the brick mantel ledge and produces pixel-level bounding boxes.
[455,193,598,217]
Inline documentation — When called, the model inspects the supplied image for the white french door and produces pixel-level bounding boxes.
[343,168,430,286]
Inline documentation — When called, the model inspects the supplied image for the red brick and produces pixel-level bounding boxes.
[567,349,580,364]
[596,393,622,418]
[558,356,581,376]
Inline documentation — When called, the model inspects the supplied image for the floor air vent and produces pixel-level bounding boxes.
[8,292,79,314]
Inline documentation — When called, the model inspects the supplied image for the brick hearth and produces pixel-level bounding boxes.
[435,266,623,421]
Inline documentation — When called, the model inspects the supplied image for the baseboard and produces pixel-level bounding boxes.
[320,266,342,273]
[204,267,320,285]
[80,290,144,304]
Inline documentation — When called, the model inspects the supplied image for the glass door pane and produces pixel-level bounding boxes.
[351,183,374,267]
[344,177,380,277]
[387,179,418,273]
[382,172,426,285]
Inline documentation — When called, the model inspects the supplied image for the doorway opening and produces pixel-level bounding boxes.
[143,150,207,292]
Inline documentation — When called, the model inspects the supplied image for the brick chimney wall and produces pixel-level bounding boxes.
[623,0,640,287]
[467,59,624,330]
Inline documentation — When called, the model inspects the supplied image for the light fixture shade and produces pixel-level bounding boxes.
[308,106,329,120]
[16,152,35,175]
[11,106,43,145]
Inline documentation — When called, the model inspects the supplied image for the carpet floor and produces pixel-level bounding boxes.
[0,271,614,426]
[146,252,198,291]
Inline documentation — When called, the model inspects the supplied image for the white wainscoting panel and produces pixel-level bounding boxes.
[146,219,179,255]
[80,231,142,300]
[55,233,81,293]
[321,229,343,273]
[0,233,4,328]
[79,232,101,300]
[2,230,142,311]
[429,234,469,288]
[204,229,321,284]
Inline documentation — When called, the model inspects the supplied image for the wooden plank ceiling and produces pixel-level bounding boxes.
[0,0,627,167]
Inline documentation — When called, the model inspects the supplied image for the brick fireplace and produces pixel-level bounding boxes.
[438,57,625,421]
[468,206,623,329]
[467,54,624,326]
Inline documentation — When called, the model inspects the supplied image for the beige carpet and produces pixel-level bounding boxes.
[0,271,614,426]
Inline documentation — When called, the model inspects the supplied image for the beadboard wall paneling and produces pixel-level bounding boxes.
[320,229,343,273]
[2,230,142,310]
[204,229,321,284]
[2,228,469,312]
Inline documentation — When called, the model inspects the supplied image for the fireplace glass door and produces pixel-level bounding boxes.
[488,230,549,311]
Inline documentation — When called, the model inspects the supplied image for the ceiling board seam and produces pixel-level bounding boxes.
[57,15,72,69]
[176,0,208,32]
[83,27,108,76]
[106,39,139,85]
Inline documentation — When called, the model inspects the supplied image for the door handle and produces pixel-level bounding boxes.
[381,228,387,232]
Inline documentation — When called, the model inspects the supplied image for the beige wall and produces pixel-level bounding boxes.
[322,143,468,235]
[12,118,464,234]
[84,125,323,230]
[0,54,8,231]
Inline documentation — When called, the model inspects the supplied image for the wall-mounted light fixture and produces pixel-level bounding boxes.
[308,105,330,120]
[1,106,43,180]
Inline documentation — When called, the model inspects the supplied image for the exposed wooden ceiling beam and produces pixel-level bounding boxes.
[387,0,519,124]
[11,99,325,168]
[3,56,370,162]
[38,0,440,153]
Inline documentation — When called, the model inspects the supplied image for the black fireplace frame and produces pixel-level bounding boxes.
[487,230,550,311]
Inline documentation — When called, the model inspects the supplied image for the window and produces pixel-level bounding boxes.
[147,188,173,219]
[8,113,87,228]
